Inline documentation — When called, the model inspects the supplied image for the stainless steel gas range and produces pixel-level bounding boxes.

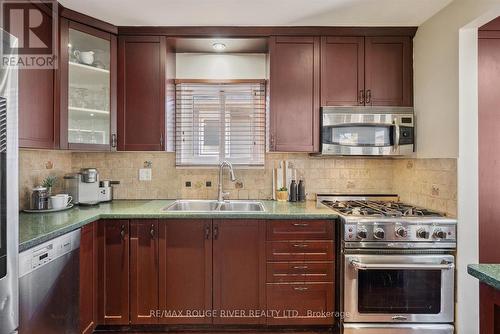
[317,194,456,334]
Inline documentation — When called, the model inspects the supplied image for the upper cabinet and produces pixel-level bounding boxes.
[365,36,413,106]
[321,36,365,106]
[18,3,56,149]
[269,36,320,152]
[59,19,117,150]
[322,36,413,107]
[270,34,413,153]
[117,36,167,151]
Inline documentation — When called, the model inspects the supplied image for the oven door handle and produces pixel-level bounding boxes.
[350,260,455,270]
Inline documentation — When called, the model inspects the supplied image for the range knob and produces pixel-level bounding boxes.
[395,226,408,238]
[357,227,368,239]
[416,228,430,239]
[433,229,447,239]
[373,228,385,240]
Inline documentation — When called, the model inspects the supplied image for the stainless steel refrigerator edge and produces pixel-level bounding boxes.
[0,30,19,334]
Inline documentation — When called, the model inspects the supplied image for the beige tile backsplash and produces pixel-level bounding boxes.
[19,149,72,209]
[393,159,457,217]
[19,149,457,217]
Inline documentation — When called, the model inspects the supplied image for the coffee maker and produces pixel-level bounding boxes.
[64,168,100,205]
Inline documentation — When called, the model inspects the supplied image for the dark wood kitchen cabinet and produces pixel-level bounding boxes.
[158,220,212,324]
[269,36,320,152]
[480,283,500,334]
[97,220,129,325]
[365,36,412,106]
[59,18,117,151]
[19,67,56,148]
[212,220,266,325]
[118,36,166,151]
[18,3,56,149]
[265,220,335,325]
[80,222,97,334]
[321,36,412,107]
[130,220,159,324]
[321,36,365,106]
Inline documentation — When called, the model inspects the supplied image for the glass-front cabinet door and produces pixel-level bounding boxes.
[61,20,116,150]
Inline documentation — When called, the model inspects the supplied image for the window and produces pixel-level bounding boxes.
[175,82,266,166]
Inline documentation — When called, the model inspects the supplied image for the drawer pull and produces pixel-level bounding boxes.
[293,244,309,248]
[292,223,309,227]
[293,287,309,291]
[292,265,309,269]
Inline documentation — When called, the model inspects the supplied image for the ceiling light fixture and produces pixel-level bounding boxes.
[212,42,226,52]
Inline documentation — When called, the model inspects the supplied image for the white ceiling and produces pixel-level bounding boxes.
[59,0,453,27]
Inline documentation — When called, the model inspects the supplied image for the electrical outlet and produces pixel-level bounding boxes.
[139,168,152,181]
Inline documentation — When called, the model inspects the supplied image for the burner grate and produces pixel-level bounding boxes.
[322,200,443,217]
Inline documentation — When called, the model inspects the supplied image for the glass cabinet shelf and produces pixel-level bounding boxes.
[67,28,111,146]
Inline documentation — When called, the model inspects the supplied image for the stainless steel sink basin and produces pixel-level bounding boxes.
[218,201,265,212]
[163,200,265,212]
[164,200,219,212]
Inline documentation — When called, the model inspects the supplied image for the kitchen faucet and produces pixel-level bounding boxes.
[217,160,236,202]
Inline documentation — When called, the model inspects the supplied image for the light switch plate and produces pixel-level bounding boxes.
[139,168,152,181]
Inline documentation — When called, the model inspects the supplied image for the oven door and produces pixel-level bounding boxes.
[344,254,455,323]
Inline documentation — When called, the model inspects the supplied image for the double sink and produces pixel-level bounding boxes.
[163,200,265,212]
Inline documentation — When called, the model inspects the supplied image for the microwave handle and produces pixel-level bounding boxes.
[392,122,400,151]
[350,260,454,271]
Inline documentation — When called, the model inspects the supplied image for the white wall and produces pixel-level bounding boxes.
[414,0,500,159]
[415,1,500,333]
[175,53,267,79]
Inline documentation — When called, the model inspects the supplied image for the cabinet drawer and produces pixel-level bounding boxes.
[267,262,334,283]
[267,220,333,240]
[266,241,334,261]
[266,283,334,325]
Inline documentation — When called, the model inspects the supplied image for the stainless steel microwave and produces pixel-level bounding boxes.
[320,106,415,156]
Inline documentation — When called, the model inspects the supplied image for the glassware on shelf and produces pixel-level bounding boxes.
[68,27,111,145]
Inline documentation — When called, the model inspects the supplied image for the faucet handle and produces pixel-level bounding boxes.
[221,191,230,200]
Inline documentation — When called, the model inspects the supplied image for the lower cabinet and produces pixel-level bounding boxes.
[97,220,130,325]
[213,220,266,325]
[158,219,212,324]
[80,222,97,334]
[267,283,334,325]
[94,218,335,327]
[130,220,159,324]
[480,283,500,334]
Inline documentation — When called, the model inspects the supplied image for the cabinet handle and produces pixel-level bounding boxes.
[293,243,309,248]
[292,223,309,227]
[160,133,164,149]
[205,224,211,240]
[120,224,125,240]
[366,90,372,104]
[292,265,309,270]
[359,90,365,104]
[150,224,155,239]
[270,134,275,150]
[293,287,309,291]
[213,225,219,240]
[111,134,117,148]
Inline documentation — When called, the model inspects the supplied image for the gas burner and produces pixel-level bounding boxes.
[321,199,443,218]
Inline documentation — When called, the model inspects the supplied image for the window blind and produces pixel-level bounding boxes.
[175,82,266,167]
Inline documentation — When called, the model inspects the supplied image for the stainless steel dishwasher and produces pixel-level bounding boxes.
[19,230,80,334]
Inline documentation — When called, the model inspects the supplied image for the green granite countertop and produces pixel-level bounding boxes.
[468,264,500,290]
[19,200,338,252]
